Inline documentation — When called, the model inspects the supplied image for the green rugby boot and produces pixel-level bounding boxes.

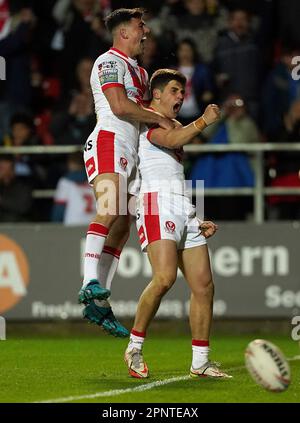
[78,280,111,305]
[83,301,129,338]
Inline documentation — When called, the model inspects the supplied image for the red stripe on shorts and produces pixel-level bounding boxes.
[144,192,161,244]
[138,226,146,245]
[96,130,115,174]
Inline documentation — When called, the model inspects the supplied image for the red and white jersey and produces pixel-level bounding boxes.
[54,177,96,226]
[90,47,149,150]
[137,124,186,195]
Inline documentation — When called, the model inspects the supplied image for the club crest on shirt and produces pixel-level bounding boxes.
[120,157,128,170]
[165,220,176,233]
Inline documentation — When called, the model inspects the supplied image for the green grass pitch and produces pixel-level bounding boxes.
[0,333,299,403]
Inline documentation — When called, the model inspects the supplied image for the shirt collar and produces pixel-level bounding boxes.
[109,47,138,67]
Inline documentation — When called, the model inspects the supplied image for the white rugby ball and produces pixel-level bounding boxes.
[245,339,291,392]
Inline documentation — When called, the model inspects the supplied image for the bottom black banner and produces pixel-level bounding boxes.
[0,403,298,421]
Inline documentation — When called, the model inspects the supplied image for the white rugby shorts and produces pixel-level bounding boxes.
[136,192,206,251]
[83,127,138,184]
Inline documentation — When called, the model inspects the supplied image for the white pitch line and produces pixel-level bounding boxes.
[288,355,300,361]
[35,375,189,403]
[35,366,242,404]
[35,356,300,404]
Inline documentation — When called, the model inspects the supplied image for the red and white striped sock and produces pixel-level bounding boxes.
[192,339,210,369]
[128,329,146,351]
[83,222,109,286]
[96,246,121,308]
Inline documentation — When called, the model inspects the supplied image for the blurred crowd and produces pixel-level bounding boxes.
[1,0,300,223]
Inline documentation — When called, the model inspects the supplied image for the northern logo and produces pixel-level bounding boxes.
[165,221,176,233]
[0,234,30,314]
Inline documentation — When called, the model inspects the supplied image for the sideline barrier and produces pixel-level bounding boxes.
[0,223,299,320]
[1,143,300,223]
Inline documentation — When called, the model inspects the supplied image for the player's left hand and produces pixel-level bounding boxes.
[199,220,218,238]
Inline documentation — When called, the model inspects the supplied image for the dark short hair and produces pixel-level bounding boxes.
[10,113,34,130]
[150,69,186,94]
[177,38,200,64]
[68,151,84,167]
[0,153,14,163]
[229,8,250,18]
[104,8,146,33]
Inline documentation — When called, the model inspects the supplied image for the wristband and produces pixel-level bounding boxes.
[193,116,207,131]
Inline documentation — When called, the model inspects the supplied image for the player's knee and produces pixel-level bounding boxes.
[152,272,177,296]
[192,274,214,299]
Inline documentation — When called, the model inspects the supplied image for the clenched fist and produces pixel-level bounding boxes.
[199,220,218,239]
[202,104,221,126]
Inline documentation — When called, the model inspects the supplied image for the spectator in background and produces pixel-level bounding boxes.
[277,0,300,47]
[0,5,36,140]
[52,151,95,225]
[152,0,186,61]
[204,94,260,144]
[163,0,227,64]
[50,90,95,146]
[214,9,261,120]
[175,38,214,125]
[138,34,162,77]
[205,0,228,30]
[267,100,300,220]
[190,94,259,220]
[6,113,39,148]
[0,154,33,222]
[3,113,42,181]
[55,56,94,108]
[73,56,93,96]
[52,0,110,94]
[262,46,300,139]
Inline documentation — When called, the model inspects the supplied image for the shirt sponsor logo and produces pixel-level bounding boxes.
[85,253,100,259]
[99,70,118,85]
[0,235,30,314]
[85,157,96,177]
[98,61,118,70]
[98,61,119,85]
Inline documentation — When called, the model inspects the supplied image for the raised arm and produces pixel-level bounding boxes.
[148,104,221,148]
[104,85,174,130]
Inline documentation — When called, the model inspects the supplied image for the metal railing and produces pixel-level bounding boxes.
[1,143,300,223]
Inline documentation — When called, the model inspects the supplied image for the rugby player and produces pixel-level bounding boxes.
[79,9,174,337]
[124,69,232,379]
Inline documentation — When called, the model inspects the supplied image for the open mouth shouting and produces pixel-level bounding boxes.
[173,102,183,114]
[140,36,147,47]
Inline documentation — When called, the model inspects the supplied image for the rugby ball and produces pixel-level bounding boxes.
[245,339,291,392]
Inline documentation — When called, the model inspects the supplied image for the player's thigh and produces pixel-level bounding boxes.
[178,245,213,291]
[92,173,121,216]
[147,240,178,283]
